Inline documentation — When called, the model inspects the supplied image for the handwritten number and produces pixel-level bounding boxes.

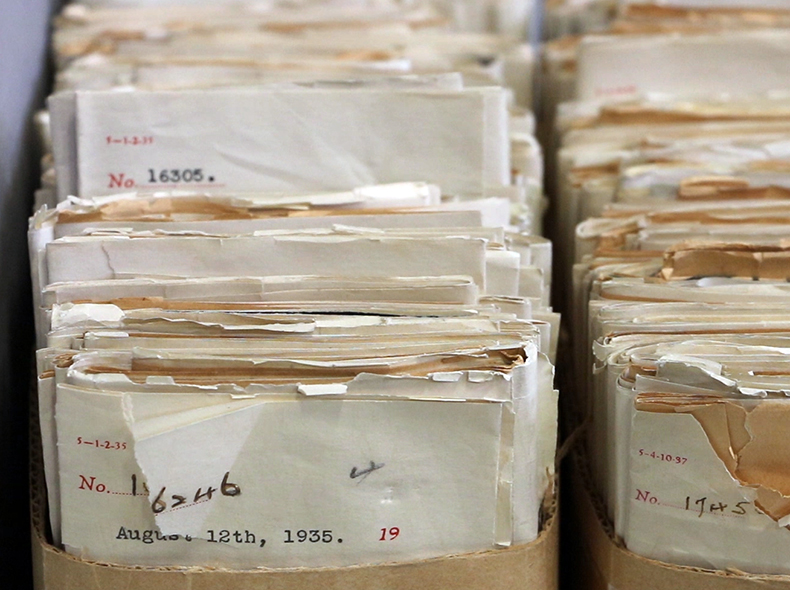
[710,502,727,514]
[152,487,167,514]
[221,471,241,496]
[733,501,749,516]
[695,497,707,518]
[194,486,216,503]
[140,473,239,513]
[687,495,750,517]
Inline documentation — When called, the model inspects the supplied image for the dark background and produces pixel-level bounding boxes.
[0,0,61,587]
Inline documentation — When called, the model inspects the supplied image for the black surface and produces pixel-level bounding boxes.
[0,0,60,586]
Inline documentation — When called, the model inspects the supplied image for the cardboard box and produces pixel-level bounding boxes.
[568,451,790,590]
[30,433,559,590]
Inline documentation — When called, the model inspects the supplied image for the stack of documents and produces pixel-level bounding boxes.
[30,190,558,568]
[42,75,546,224]
[31,0,558,571]
[548,0,790,575]
[49,82,511,200]
[599,336,790,573]
[30,189,558,340]
[39,0,546,223]
[555,95,790,303]
[52,2,536,101]
[54,26,535,105]
[40,29,544,228]
[572,189,790,574]
[538,1,790,178]
[61,0,538,42]
[30,188,559,567]
[37,317,556,568]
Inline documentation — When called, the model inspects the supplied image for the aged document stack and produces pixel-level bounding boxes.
[549,0,790,582]
[29,0,558,582]
[539,0,790,176]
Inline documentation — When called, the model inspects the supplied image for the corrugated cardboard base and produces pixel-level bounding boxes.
[30,458,558,590]
[569,451,790,590]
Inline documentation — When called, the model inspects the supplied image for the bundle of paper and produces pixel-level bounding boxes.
[54,28,535,106]
[567,222,790,553]
[576,30,790,101]
[29,189,555,326]
[41,80,543,234]
[568,225,790,570]
[28,180,559,568]
[590,302,790,512]
[619,1,790,27]
[39,1,549,255]
[41,2,553,357]
[571,226,790,393]
[49,81,510,200]
[52,1,538,113]
[542,0,790,102]
[573,204,790,359]
[541,0,790,579]
[34,0,560,575]
[551,95,790,309]
[45,2,544,210]
[607,338,790,574]
[42,80,548,231]
[538,2,790,193]
[576,201,790,262]
[53,1,448,63]
[61,0,538,45]
[38,336,554,568]
[35,298,557,565]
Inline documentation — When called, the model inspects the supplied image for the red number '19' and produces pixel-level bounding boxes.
[379,527,400,541]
